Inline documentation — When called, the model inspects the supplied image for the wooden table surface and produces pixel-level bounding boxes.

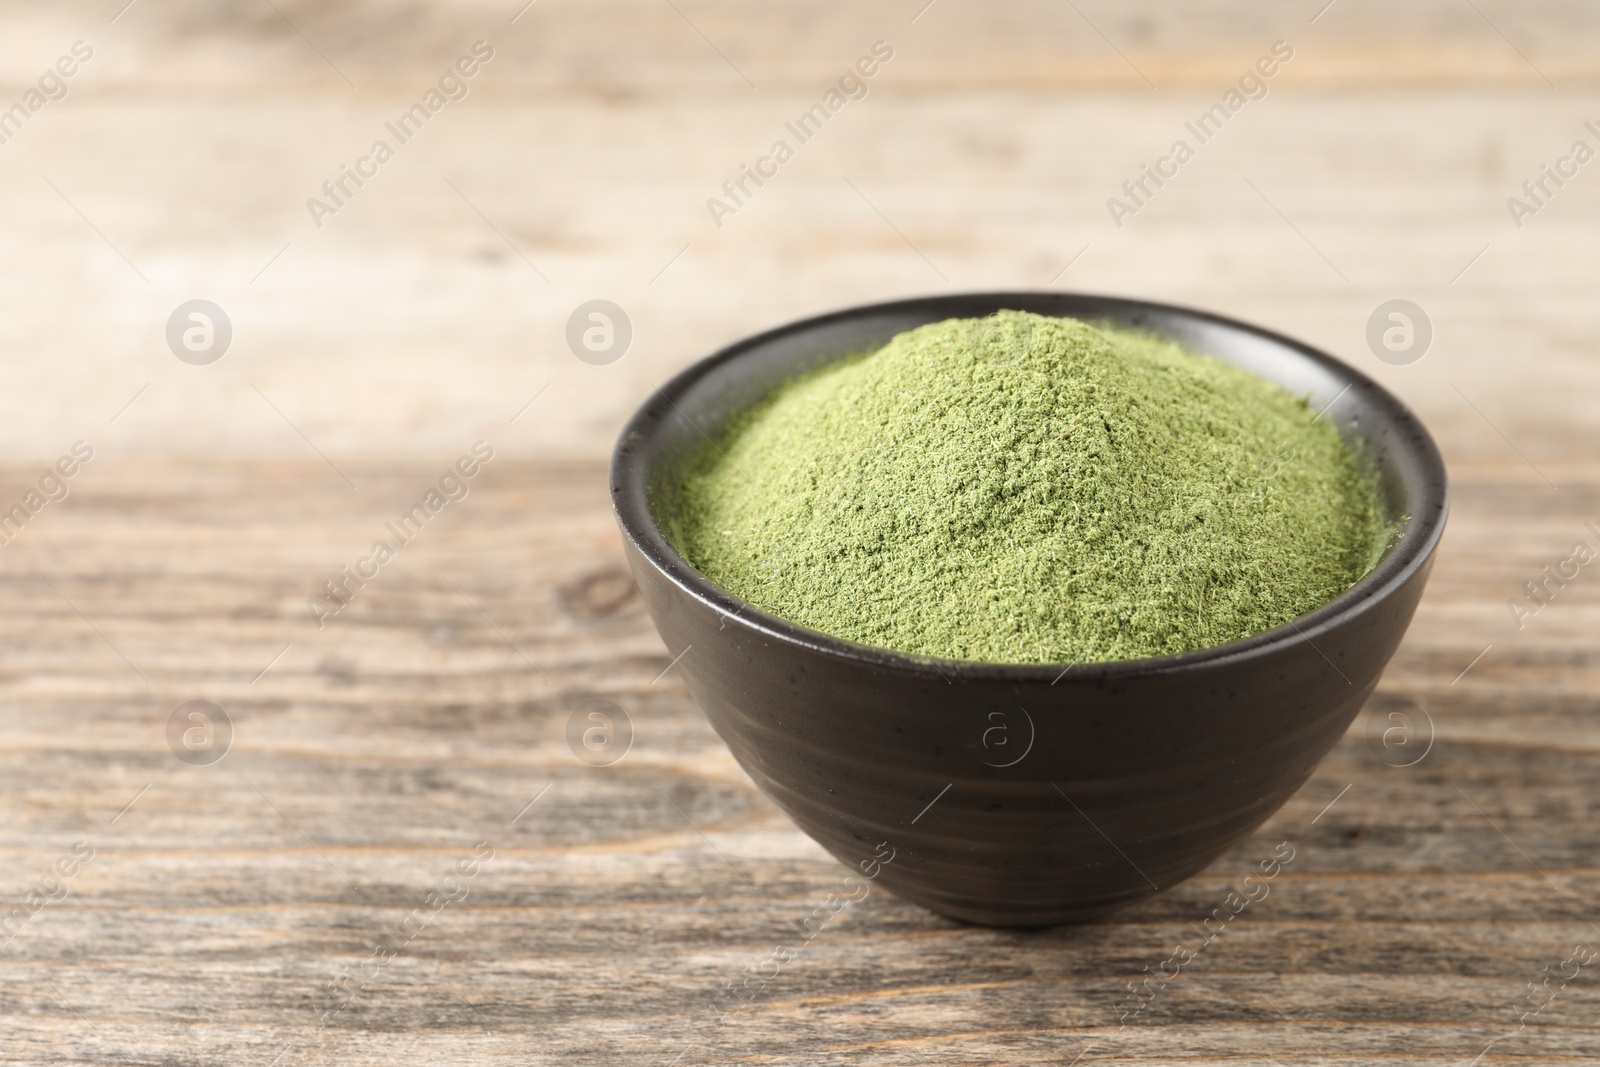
[2,2,1599,1064]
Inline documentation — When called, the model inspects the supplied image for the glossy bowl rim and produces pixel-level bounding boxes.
[610,291,1450,683]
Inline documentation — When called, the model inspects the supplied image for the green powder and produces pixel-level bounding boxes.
[665,311,1388,665]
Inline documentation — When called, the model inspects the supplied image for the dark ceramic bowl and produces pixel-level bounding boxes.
[611,292,1447,927]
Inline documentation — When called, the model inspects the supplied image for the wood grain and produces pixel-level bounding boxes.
[0,454,1595,1065]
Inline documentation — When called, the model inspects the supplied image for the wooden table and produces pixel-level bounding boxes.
[0,455,1594,1065]
[3,1,1599,1063]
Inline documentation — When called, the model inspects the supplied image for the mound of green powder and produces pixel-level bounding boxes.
[666,311,1388,664]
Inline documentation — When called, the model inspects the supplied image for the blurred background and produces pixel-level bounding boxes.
[3,2,1598,1064]
[3,0,1597,461]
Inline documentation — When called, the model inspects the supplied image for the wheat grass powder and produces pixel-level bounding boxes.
[665,311,1388,664]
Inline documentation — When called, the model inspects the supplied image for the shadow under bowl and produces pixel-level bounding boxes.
[610,291,1448,927]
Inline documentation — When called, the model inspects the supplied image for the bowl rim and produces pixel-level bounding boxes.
[610,291,1450,682]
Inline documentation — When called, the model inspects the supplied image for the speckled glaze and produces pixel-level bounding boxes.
[611,292,1448,927]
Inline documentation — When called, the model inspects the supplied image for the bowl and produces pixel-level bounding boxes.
[610,292,1448,927]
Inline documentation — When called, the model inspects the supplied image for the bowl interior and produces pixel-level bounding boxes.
[622,291,1446,672]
